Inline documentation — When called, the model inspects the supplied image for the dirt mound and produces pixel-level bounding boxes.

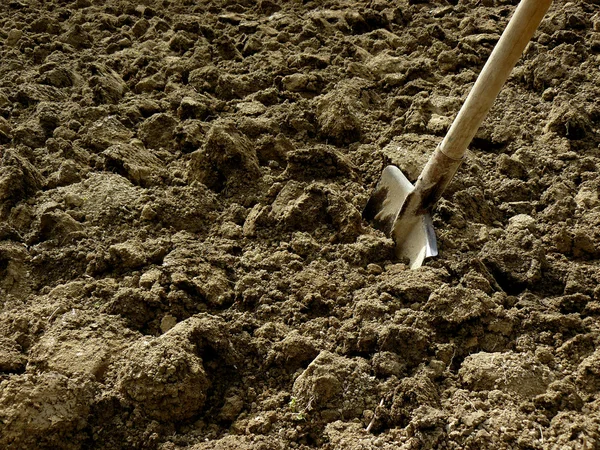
[1,0,600,449]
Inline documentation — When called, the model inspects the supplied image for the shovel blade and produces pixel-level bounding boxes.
[363,165,438,269]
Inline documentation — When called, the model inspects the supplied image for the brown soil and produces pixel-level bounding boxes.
[1,0,600,448]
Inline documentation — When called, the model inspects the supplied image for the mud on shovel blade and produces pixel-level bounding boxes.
[363,0,552,269]
[363,165,437,269]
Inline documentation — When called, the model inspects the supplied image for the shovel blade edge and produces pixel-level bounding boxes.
[363,165,413,235]
[393,212,438,269]
[363,165,438,269]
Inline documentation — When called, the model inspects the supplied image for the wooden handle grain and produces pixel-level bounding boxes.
[440,0,552,160]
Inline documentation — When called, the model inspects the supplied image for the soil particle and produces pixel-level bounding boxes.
[390,370,440,427]
[425,285,496,326]
[0,372,96,450]
[82,116,134,152]
[459,351,554,399]
[0,337,27,373]
[186,435,286,450]
[115,316,224,422]
[577,350,600,395]
[28,310,135,380]
[266,330,319,371]
[102,142,168,187]
[138,113,178,150]
[316,90,363,145]
[88,64,128,105]
[545,100,593,140]
[188,121,260,192]
[292,351,378,421]
[0,149,45,218]
[480,214,547,293]
[288,143,352,175]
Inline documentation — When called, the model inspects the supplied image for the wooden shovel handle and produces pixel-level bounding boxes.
[440,0,552,161]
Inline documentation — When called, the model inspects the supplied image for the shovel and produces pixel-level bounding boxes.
[363,0,552,269]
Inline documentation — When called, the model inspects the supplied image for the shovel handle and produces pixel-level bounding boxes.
[440,0,552,160]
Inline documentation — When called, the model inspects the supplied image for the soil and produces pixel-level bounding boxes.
[1,0,600,448]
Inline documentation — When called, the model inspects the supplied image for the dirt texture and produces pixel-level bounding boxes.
[1,0,600,448]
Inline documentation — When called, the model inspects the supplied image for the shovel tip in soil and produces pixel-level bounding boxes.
[363,165,438,269]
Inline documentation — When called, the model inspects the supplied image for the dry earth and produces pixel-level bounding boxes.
[1,0,600,448]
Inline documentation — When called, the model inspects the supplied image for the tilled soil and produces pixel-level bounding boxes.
[1,0,600,448]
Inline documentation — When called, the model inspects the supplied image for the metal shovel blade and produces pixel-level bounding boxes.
[363,165,437,269]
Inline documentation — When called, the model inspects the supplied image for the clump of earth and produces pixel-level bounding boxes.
[1,0,600,449]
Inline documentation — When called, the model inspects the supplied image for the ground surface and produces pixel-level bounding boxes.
[0,0,599,448]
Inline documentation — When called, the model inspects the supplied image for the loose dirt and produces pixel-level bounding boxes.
[1,0,600,449]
